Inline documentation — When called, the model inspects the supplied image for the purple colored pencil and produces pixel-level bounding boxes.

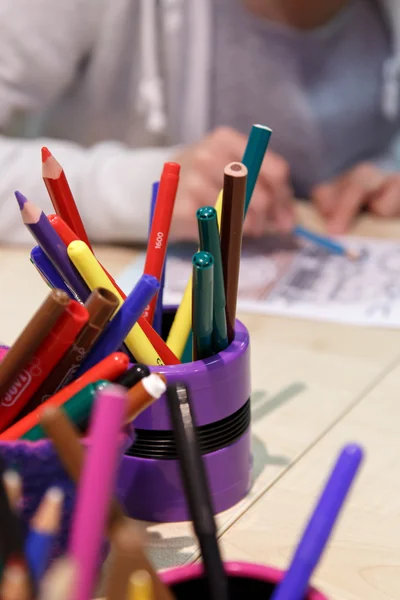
[270,443,364,600]
[30,245,74,298]
[68,384,127,600]
[149,181,165,335]
[15,191,89,302]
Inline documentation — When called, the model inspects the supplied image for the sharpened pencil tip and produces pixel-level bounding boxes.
[41,146,52,162]
[15,191,28,210]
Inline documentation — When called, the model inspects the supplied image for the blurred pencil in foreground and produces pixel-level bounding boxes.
[105,518,174,600]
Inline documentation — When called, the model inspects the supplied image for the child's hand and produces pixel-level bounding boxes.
[312,162,400,233]
[169,127,295,241]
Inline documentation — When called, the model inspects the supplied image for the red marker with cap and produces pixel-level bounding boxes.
[142,162,180,325]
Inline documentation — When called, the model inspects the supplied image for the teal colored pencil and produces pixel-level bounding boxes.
[192,252,214,361]
[242,124,272,216]
[197,207,228,353]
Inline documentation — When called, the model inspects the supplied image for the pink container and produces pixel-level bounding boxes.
[161,561,328,600]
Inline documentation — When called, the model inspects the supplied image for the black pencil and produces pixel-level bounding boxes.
[166,383,229,600]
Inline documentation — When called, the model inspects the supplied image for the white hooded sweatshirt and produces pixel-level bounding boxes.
[0,0,400,244]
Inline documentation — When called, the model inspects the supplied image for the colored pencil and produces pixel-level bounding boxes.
[271,444,364,600]
[67,240,180,365]
[31,288,118,403]
[30,246,74,297]
[0,458,25,567]
[128,570,154,600]
[0,561,30,600]
[116,363,151,388]
[105,517,174,600]
[24,487,64,583]
[166,124,272,359]
[166,383,229,600]
[192,252,214,361]
[2,471,22,512]
[49,213,127,298]
[40,406,126,533]
[149,181,165,335]
[220,162,247,343]
[69,385,127,600]
[22,380,109,441]
[293,225,360,260]
[125,373,166,423]
[142,163,180,325]
[38,557,75,600]
[0,352,129,441]
[0,289,70,398]
[78,274,159,374]
[41,147,92,249]
[197,206,228,352]
[0,300,88,431]
[15,192,89,302]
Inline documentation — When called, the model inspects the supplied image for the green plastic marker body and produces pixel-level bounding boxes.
[21,380,110,441]
[242,124,273,216]
[197,207,228,353]
[192,251,214,361]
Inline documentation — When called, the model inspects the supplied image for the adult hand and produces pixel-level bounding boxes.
[312,162,400,233]
[169,126,295,241]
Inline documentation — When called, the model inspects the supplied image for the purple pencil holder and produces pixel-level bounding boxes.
[117,307,252,522]
[0,345,134,558]
[161,561,329,600]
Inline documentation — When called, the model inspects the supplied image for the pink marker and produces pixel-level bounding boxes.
[68,384,127,600]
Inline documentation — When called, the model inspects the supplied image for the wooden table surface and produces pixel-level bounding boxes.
[1,204,399,599]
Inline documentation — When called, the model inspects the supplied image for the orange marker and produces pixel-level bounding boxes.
[0,353,129,441]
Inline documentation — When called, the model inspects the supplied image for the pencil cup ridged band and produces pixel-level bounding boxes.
[160,561,329,600]
[116,307,252,522]
[0,346,134,557]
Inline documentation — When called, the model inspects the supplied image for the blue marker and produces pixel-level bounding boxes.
[271,444,363,600]
[78,274,159,374]
[30,245,74,298]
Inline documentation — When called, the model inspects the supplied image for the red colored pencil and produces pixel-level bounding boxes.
[0,301,89,432]
[0,353,129,441]
[142,162,180,324]
[42,147,92,250]
[48,214,80,244]
[49,213,128,300]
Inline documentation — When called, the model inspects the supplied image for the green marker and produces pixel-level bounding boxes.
[197,207,228,353]
[192,251,214,361]
[22,380,110,441]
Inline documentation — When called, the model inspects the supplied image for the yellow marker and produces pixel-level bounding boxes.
[67,241,164,365]
[128,570,153,600]
[166,191,223,358]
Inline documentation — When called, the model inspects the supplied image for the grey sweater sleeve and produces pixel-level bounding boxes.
[0,0,175,245]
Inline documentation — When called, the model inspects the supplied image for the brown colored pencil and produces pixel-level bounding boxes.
[220,162,247,343]
[125,373,167,424]
[39,406,126,532]
[31,287,119,405]
[0,289,70,397]
[105,518,174,600]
